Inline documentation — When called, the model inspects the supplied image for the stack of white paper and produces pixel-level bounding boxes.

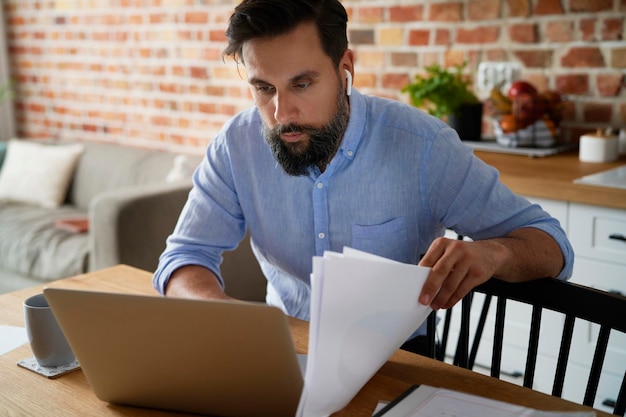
[297,248,432,417]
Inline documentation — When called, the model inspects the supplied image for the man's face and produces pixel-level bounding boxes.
[242,22,352,176]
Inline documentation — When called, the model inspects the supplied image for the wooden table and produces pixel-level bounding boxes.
[0,265,611,417]
[475,150,626,209]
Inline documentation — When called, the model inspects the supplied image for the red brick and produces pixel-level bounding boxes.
[570,0,613,12]
[190,67,208,79]
[468,0,501,20]
[580,19,596,41]
[556,74,589,95]
[204,47,222,61]
[583,103,612,123]
[128,15,143,24]
[435,29,451,46]
[620,103,626,122]
[198,103,217,114]
[613,48,626,68]
[429,3,463,22]
[149,14,167,24]
[597,73,625,96]
[561,47,605,68]
[184,12,208,24]
[389,6,423,22]
[456,26,500,44]
[82,124,98,132]
[409,29,430,46]
[177,30,192,41]
[357,7,383,24]
[602,18,623,41]
[349,29,375,45]
[209,30,226,42]
[422,52,440,67]
[391,52,418,67]
[534,0,565,15]
[151,115,172,126]
[382,73,410,90]
[354,72,376,89]
[92,32,109,41]
[114,32,128,42]
[159,83,180,94]
[444,50,466,67]
[507,0,531,17]
[461,50,477,69]
[509,23,538,43]
[514,50,552,67]
[546,21,574,42]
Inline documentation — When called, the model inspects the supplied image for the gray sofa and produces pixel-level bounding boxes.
[0,140,203,293]
[0,140,267,302]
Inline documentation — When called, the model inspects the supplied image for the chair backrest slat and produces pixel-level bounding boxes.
[584,326,611,406]
[455,295,472,368]
[468,294,492,369]
[552,314,575,397]
[523,306,542,388]
[491,296,506,379]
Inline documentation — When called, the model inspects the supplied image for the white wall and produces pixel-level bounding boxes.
[0,4,15,141]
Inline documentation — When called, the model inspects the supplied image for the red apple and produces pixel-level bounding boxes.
[507,80,537,99]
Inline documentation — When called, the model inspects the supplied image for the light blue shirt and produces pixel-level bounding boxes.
[153,89,574,323]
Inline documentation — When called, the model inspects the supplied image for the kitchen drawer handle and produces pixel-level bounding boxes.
[609,233,626,242]
[602,398,616,408]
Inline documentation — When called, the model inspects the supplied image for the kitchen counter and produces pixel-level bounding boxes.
[474,150,626,210]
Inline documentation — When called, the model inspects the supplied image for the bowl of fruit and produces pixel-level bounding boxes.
[487,80,564,148]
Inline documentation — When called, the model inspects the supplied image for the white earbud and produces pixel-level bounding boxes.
[345,69,352,96]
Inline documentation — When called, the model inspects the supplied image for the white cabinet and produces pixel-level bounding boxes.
[440,197,626,414]
[566,202,626,412]
[568,203,626,294]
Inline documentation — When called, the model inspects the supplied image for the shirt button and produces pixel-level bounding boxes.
[318,232,325,239]
[346,150,354,157]
[316,182,324,189]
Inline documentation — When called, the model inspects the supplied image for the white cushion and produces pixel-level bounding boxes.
[0,140,84,208]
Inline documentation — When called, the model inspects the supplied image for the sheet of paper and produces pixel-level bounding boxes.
[380,385,596,417]
[0,325,28,356]
[298,248,432,417]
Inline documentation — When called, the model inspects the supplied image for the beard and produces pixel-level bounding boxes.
[262,79,349,176]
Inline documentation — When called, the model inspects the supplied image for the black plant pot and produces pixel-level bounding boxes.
[447,102,484,141]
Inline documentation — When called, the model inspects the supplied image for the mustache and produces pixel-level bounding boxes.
[273,124,317,136]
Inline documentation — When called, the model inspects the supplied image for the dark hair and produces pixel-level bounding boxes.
[224,0,348,67]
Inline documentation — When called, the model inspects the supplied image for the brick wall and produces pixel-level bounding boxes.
[2,0,625,153]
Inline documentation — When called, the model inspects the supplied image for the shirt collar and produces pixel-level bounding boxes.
[337,88,367,162]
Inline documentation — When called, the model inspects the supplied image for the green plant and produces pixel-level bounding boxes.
[402,62,479,118]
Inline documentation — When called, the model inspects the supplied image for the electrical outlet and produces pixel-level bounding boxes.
[475,62,521,95]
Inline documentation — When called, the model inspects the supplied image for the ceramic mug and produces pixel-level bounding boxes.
[24,293,75,367]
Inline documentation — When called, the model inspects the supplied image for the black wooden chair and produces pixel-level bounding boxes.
[425,278,626,416]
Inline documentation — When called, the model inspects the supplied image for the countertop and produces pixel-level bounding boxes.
[474,150,626,210]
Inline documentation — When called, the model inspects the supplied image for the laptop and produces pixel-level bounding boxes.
[43,288,305,417]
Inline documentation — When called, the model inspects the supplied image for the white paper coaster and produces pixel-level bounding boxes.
[17,357,80,379]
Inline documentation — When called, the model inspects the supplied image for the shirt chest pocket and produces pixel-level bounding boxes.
[351,217,409,263]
